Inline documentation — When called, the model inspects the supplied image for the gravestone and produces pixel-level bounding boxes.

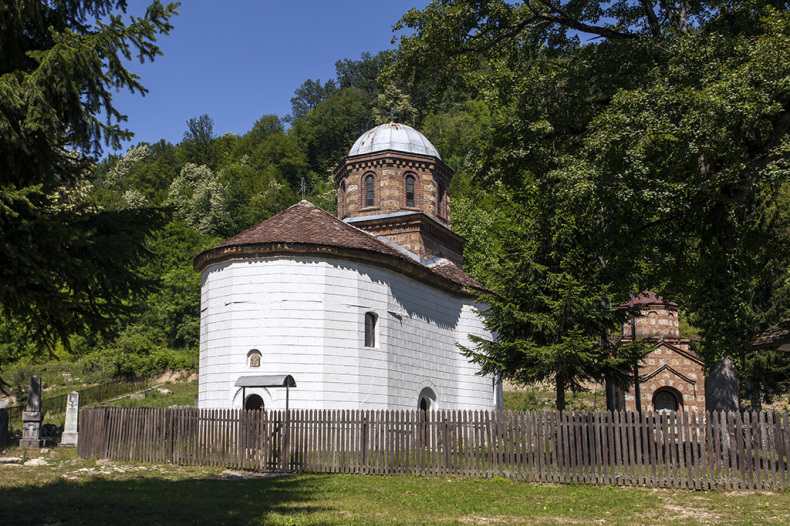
[20,375,44,448]
[60,391,80,447]
[0,407,8,443]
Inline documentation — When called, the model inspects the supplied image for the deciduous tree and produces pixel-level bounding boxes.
[396,1,790,408]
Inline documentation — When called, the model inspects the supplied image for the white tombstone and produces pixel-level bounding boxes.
[60,391,79,447]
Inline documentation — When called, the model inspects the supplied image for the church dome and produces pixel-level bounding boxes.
[348,122,441,159]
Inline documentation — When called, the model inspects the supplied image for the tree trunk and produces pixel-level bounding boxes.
[556,376,566,412]
[705,353,739,413]
[749,380,762,412]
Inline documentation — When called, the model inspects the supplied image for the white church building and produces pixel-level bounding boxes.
[194,122,502,412]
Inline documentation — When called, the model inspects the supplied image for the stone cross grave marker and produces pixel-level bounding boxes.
[26,375,42,412]
[20,375,44,448]
[60,391,80,447]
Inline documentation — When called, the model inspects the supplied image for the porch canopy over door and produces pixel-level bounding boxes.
[235,375,296,411]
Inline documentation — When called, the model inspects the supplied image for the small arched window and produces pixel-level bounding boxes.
[364,312,377,347]
[405,174,415,207]
[418,387,436,411]
[653,388,680,413]
[365,174,375,207]
[437,183,445,217]
[248,349,261,368]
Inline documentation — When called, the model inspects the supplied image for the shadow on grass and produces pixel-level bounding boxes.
[0,473,337,525]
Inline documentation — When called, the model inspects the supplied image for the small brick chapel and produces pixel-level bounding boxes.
[614,291,706,413]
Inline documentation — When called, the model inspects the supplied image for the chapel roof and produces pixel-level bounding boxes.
[751,318,790,350]
[620,290,678,308]
[348,122,441,159]
[194,200,487,296]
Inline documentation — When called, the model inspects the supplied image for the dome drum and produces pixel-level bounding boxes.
[334,150,453,225]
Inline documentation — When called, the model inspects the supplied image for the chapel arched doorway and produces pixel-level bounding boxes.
[653,388,681,413]
[244,394,264,411]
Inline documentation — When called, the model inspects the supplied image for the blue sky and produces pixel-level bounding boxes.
[110,1,429,154]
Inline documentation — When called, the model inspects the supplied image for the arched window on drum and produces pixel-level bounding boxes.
[437,182,446,218]
[364,173,376,208]
[405,174,416,207]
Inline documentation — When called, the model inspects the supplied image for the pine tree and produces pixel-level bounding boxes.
[0,1,179,367]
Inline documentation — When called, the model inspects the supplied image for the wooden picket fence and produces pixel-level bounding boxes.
[77,408,790,490]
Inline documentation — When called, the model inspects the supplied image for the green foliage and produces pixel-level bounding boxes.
[504,387,603,412]
[287,79,338,122]
[460,189,646,410]
[448,196,501,282]
[167,163,233,236]
[291,87,372,172]
[395,1,790,403]
[181,114,217,167]
[0,1,179,383]
[110,343,196,379]
[371,84,418,125]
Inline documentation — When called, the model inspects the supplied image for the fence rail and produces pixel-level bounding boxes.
[78,408,790,491]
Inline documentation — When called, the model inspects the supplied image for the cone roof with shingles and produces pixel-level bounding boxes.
[194,201,487,297]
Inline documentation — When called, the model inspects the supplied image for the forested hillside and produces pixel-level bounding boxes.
[0,49,499,386]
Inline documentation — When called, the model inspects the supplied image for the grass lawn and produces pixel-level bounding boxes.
[103,380,198,409]
[1,447,789,525]
[504,388,604,412]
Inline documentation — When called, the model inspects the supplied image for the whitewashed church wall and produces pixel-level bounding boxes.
[454,302,503,410]
[198,257,498,411]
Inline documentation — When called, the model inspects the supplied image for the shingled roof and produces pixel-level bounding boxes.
[620,290,678,308]
[751,319,790,350]
[194,200,487,297]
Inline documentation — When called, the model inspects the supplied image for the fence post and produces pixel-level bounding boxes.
[239,409,246,471]
[362,412,368,472]
[282,410,290,472]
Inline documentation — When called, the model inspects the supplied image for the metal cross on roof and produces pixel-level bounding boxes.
[297,177,312,199]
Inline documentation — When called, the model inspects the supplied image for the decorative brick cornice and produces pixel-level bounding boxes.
[334,150,453,182]
[641,364,698,385]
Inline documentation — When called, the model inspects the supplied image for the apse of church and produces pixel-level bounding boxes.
[334,123,466,268]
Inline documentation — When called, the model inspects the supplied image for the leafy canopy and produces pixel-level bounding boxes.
[395,1,790,405]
